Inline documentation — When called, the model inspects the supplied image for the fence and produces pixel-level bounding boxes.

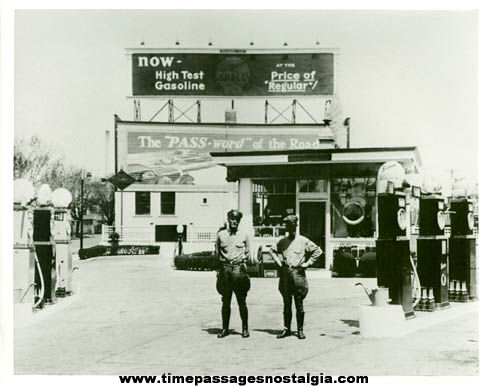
[101,225,155,245]
[101,225,221,245]
[187,226,219,243]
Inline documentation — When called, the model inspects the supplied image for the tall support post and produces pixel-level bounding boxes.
[80,177,84,251]
[264,100,268,124]
[325,180,332,269]
[104,130,110,178]
[114,115,119,175]
[133,99,141,121]
[345,117,351,148]
[238,178,253,235]
[197,100,201,123]
[168,99,174,122]
[120,190,123,227]
[292,99,297,124]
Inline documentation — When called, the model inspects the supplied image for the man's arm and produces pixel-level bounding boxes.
[302,239,322,268]
[268,242,283,267]
[244,232,251,263]
[215,232,222,260]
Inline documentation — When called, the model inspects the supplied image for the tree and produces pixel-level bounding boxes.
[89,180,115,225]
[14,136,65,188]
[14,136,115,235]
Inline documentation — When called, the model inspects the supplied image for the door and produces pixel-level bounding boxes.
[299,201,326,268]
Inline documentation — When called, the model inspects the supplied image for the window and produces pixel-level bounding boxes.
[135,192,151,215]
[161,192,176,215]
[331,177,376,238]
[252,179,296,227]
[155,225,186,242]
[298,179,327,193]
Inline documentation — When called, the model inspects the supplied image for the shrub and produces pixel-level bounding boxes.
[357,252,377,277]
[79,245,160,260]
[174,251,219,271]
[108,231,120,246]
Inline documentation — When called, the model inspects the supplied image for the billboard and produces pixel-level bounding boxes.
[131,52,334,97]
[117,122,330,185]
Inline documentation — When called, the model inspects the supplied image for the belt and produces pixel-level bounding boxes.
[281,265,303,270]
[221,261,245,267]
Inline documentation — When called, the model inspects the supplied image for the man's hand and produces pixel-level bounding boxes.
[301,261,309,269]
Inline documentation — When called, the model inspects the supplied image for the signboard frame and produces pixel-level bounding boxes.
[126,47,338,99]
[114,119,334,184]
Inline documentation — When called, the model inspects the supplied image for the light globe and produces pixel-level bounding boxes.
[37,184,52,206]
[52,188,73,208]
[13,179,35,205]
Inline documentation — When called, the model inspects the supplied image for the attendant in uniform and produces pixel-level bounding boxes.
[215,210,251,338]
[269,215,322,339]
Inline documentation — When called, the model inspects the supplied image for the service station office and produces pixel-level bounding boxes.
[211,146,421,269]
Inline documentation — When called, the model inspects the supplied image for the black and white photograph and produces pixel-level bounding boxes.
[0,2,484,385]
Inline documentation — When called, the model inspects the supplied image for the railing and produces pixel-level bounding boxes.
[328,238,376,250]
[253,225,286,238]
[187,226,219,243]
[101,225,155,245]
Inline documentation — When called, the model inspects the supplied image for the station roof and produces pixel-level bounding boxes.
[210,146,422,181]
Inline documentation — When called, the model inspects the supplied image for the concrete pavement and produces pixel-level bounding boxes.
[14,253,478,375]
[70,234,102,253]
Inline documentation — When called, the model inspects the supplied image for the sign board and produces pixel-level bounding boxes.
[132,52,334,97]
[108,170,136,191]
[117,122,330,185]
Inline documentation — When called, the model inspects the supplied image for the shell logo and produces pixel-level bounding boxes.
[377,161,405,193]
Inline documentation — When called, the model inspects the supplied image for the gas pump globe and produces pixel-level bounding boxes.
[52,188,74,297]
[14,179,35,245]
[13,179,36,305]
[377,161,405,193]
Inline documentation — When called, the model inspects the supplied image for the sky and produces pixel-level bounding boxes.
[14,9,478,188]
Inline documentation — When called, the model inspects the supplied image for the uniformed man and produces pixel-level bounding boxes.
[269,215,322,339]
[215,210,251,338]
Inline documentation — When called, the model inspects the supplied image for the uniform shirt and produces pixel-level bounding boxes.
[216,228,251,264]
[272,235,322,268]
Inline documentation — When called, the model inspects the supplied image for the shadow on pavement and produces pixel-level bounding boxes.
[202,328,240,336]
[253,328,282,336]
[340,319,359,328]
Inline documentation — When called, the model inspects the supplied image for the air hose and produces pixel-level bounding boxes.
[410,252,421,308]
[33,252,45,308]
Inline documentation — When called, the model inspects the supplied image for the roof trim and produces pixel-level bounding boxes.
[210,146,418,157]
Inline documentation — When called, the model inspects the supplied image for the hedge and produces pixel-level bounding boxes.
[79,245,160,260]
[174,251,219,271]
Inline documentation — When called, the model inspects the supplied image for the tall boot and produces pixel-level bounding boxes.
[240,305,249,338]
[277,311,292,339]
[296,311,305,339]
[218,307,230,338]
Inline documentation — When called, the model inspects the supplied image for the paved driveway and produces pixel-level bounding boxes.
[14,254,478,375]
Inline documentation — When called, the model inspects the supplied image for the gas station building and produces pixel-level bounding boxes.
[108,47,423,270]
[111,118,421,270]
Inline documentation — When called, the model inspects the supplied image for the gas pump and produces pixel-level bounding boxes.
[375,161,414,318]
[33,184,57,305]
[416,195,450,309]
[52,188,74,297]
[448,198,477,301]
[376,189,414,318]
[13,179,36,306]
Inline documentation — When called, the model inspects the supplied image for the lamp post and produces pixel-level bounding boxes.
[344,117,351,148]
[79,171,92,251]
[176,224,184,256]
